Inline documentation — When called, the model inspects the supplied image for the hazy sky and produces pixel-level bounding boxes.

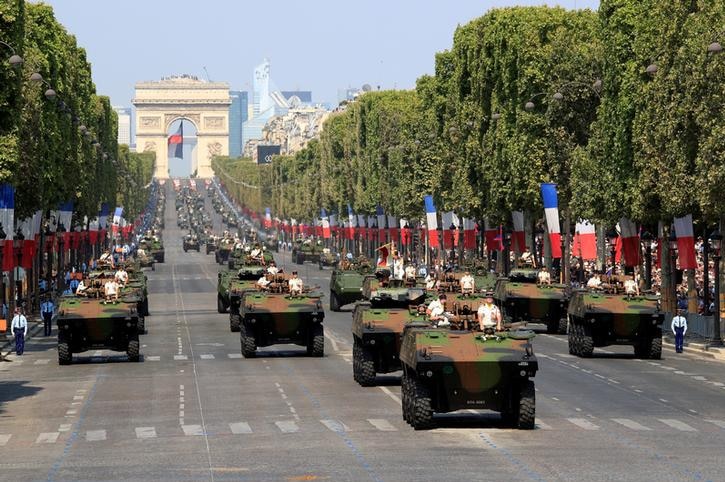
[37,0,599,107]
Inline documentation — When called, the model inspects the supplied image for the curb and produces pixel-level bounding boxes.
[0,318,46,356]
[662,335,725,362]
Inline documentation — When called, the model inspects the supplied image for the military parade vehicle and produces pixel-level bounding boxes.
[264,235,279,252]
[183,233,201,252]
[329,257,373,311]
[215,237,235,264]
[493,268,568,334]
[138,234,165,263]
[567,277,663,359]
[292,240,322,265]
[238,273,324,358]
[205,235,218,254]
[352,274,429,386]
[136,248,155,270]
[317,248,338,269]
[56,294,141,364]
[400,323,538,430]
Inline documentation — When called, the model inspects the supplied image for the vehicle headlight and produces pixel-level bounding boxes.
[426,370,433,378]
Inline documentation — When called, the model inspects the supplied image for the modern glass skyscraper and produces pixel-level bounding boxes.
[229,91,248,157]
[114,106,132,146]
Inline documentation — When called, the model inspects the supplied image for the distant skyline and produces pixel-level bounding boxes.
[36,0,600,107]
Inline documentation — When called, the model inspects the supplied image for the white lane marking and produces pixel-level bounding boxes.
[692,376,707,381]
[58,424,71,432]
[135,427,157,439]
[535,419,553,430]
[275,421,299,433]
[147,356,161,361]
[34,359,50,365]
[324,332,339,352]
[0,434,11,446]
[227,353,243,359]
[674,371,694,375]
[567,418,600,430]
[321,419,349,433]
[367,419,397,432]
[711,382,724,387]
[66,409,77,415]
[659,419,697,432]
[557,353,576,358]
[229,422,252,434]
[174,355,188,361]
[36,432,60,444]
[73,395,84,401]
[200,354,215,360]
[85,430,107,442]
[182,425,204,436]
[612,418,652,431]
[659,398,669,403]
[378,386,402,405]
[705,420,725,429]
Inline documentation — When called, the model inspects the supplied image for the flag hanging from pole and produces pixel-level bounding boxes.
[484,218,501,252]
[619,218,640,267]
[168,121,184,159]
[511,211,526,254]
[463,218,477,250]
[540,183,562,259]
[320,208,331,239]
[376,205,387,243]
[674,214,697,270]
[572,220,597,260]
[424,195,439,248]
[0,184,15,271]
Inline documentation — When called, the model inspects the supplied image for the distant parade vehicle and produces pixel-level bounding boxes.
[238,273,324,358]
[182,233,201,252]
[205,235,218,254]
[215,237,234,264]
[567,276,663,359]
[494,268,569,334]
[328,257,373,312]
[291,239,322,265]
[317,248,338,270]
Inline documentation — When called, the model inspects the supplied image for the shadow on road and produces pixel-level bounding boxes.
[0,380,43,415]
[430,411,515,430]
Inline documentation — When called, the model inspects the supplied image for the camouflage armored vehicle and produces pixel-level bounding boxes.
[183,234,201,252]
[227,249,273,270]
[318,249,338,270]
[400,325,538,430]
[352,276,429,386]
[205,235,218,254]
[567,281,663,359]
[215,237,235,264]
[292,241,321,265]
[136,248,155,270]
[228,276,262,332]
[329,258,373,311]
[238,274,324,357]
[56,295,141,364]
[264,235,279,253]
[493,269,568,334]
[217,269,236,313]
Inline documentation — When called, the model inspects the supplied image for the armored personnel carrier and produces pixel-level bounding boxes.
[352,275,429,386]
[318,249,338,269]
[215,237,235,264]
[226,256,269,332]
[292,241,322,265]
[238,273,324,358]
[400,324,538,430]
[205,235,218,254]
[493,268,568,334]
[567,280,663,359]
[56,296,141,364]
[183,234,201,252]
[329,258,373,311]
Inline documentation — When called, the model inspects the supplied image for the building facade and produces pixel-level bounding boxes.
[228,90,248,158]
[114,107,132,146]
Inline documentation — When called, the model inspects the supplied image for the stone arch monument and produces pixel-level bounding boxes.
[133,75,231,178]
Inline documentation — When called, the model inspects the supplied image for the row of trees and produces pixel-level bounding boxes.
[213,3,723,233]
[0,0,153,222]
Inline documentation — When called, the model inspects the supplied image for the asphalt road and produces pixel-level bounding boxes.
[1,190,724,482]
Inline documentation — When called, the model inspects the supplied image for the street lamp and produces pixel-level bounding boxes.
[29,72,57,100]
[641,231,654,289]
[709,230,722,346]
[503,230,512,276]
[707,42,722,54]
[552,79,603,101]
[0,40,23,67]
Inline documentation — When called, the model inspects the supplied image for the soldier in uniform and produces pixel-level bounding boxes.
[426,294,450,327]
[537,267,552,285]
[288,271,304,296]
[459,271,475,295]
[477,292,502,332]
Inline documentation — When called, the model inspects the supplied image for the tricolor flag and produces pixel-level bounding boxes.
[442,211,456,249]
[572,220,597,260]
[424,195,439,248]
[168,122,184,159]
[540,183,562,259]
[511,211,526,254]
[264,207,272,229]
[388,214,398,243]
[346,204,356,240]
[463,218,477,250]
[484,218,501,252]
[357,214,367,239]
[329,214,338,237]
[674,214,697,270]
[376,206,387,242]
[619,218,640,267]
[320,208,331,239]
[0,184,15,271]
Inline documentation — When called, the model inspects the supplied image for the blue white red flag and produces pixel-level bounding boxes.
[320,208,331,239]
[264,207,272,228]
[0,184,15,271]
[168,122,183,159]
[540,183,562,259]
[674,214,696,270]
[512,211,526,254]
[424,195,439,248]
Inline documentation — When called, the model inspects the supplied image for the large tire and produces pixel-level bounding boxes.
[410,376,434,430]
[58,341,72,365]
[240,324,256,358]
[127,338,140,362]
[568,320,578,355]
[217,295,227,314]
[353,339,376,386]
[307,324,324,357]
[579,324,594,358]
[401,373,412,424]
[557,317,568,335]
[516,380,536,430]
[648,335,662,360]
[230,314,241,332]
[137,317,146,335]
[329,290,341,312]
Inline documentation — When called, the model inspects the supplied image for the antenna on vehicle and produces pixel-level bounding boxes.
[203,66,211,82]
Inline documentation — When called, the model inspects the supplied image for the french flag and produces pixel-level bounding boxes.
[463,218,477,250]
[0,184,15,272]
[168,121,183,159]
[540,183,562,259]
[572,220,597,260]
[347,204,356,240]
[329,214,337,237]
[424,195,439,248]
[619,218,640,267]
[357,214,367,239]
[376,205,387,242]
[674,214,697,270]
[511,211,526,254]
[320,208,331,239]
[442,211,456,249]
[264,207,272,228]
[59,201,74,247]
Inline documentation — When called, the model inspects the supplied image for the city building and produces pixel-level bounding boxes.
[114,107,132,146]
[242,59,291,149]
[281,91,312,105]
[228,91,248,157]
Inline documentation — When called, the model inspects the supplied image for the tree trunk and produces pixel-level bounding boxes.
[720,216,725,340]
[661,223,674,314]
[563,209,571,285]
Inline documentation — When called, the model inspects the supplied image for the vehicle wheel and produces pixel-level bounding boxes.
[137,317,146,335]
[58,341,72,365]
[352,339,361,383]
[579,324,594,358]
[183,247,188,252]
[151,264,155,271]
[648,334,662,360]
[142,299,150,317]
[230,314,241,332]
[353,339,376,386]
[516,380,536,430]
[240,324,256,358]
[411,376,434,430]
[217,296,227,314]
[127,338,140,362]
[329,290,341,312]
[307,324,324,357]
[401,372,412,424]
[568,322,578,355]
[557,317,568,335]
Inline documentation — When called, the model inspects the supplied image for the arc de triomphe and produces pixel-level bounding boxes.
[133,76,231,178]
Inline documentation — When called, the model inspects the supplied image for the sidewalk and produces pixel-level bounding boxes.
[0,317,45,358]
[662,333,725,362]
